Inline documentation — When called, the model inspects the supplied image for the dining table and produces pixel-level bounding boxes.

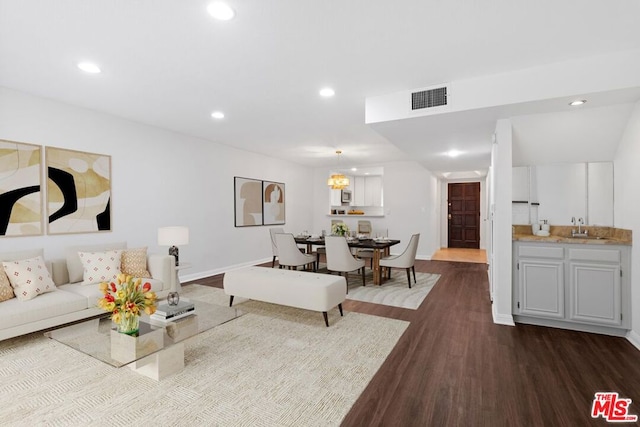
[294,235,401,286]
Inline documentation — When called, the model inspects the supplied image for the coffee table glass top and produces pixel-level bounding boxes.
[44,300,242,368]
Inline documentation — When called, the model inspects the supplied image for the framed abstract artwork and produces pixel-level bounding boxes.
[0,140,43,237]
[46,147,111,234]
[262,180,285,225]
[234,177,263,227]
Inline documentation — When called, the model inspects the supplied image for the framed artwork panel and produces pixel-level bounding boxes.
[46,147,111,235]
[234,177,263,227]
[0,140,43,237]
[263,180,285,225]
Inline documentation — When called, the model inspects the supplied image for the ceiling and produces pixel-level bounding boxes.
[1,0,639,174]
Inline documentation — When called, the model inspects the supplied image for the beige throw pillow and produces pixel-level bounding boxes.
[0,266,15,302]
[121,247,151,278]
[2,256,56,301]
[78,250,122,285]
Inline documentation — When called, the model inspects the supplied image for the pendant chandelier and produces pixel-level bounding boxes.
[327,150,350,190]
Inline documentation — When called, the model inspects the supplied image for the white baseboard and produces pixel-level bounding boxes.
[492,305,515,326]
[180,258,272,283]
[627,330,640,351]
[416,254,431,261]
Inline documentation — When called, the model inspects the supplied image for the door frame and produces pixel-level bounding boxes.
[440,178,487,249]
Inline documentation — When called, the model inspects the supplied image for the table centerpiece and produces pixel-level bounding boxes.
[98,274,157,335]
[331,222,350,237]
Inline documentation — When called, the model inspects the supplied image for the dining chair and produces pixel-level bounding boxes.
[275,233,317,271]
[324,236,366,289]
[356,220,374,267]
[269,227,285,268]
[379,233,420,288]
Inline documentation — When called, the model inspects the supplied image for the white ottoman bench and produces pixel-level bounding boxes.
[223,266,347,327]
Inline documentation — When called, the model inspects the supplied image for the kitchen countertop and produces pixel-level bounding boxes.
[512,225,632,246]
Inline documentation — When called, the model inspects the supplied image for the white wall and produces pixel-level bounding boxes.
[311,161,440,260]
[0,87,315,281]
[491,120,515,326]
[613,100,640,346]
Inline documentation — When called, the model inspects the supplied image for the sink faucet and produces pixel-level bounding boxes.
[571,217,587,237]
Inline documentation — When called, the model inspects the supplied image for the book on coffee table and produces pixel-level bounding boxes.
[151,300,195,322]
[150,309,195,323]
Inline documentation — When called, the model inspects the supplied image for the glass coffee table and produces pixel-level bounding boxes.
[45,299,242,380]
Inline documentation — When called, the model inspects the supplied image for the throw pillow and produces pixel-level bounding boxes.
[78,250,122,285]
[2,256,56,301]
[65,242,127,284]
[0,266,15,302]
[121,247,151,278]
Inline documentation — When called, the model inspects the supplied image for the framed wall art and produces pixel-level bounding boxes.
[234,177,263,227]
[46,147,111,234]
[0,140,43,237]
[262,180,285,225]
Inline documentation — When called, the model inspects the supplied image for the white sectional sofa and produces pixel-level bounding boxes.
[0,242,174,341]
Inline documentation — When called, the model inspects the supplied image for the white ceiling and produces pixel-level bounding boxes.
[1,0,639,172]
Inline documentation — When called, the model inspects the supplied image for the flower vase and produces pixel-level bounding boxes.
[117,314,140,336]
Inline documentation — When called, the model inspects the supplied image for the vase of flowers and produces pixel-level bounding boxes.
[98,274,157,336]
[331,222,350,237]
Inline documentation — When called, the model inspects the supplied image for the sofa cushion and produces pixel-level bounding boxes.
[66,242,127,284]
[61,278,165,309]
[78,250,122,285]
[2,256,56,301]
[0,267,15,302]
[0,288,87,330]
[121,247,151,278]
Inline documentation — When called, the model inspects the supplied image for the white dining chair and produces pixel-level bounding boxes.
[275,233,317,271]
[269,227,285,268]
[355,220,374,267]
[324,235,366,289]
[379,233,420,288]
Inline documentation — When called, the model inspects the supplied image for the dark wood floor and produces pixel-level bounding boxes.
[187,260,640,426]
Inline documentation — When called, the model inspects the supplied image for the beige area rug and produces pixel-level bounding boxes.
[0,285,408,427]
[341,269,441,310]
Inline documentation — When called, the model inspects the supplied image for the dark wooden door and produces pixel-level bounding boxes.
[448,182,480,249]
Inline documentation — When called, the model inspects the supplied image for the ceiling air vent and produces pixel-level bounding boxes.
[411,87,447,110]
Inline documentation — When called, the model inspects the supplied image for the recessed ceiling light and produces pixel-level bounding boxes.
[319,87,335,98]
[351,168,357,172]
[77,62,101,74]
[446,149,462,158]
[569,99,587,106]
[207,2,235,20]
[211,111,225,119]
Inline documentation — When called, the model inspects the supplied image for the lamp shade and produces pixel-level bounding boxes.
[158,226,189,246]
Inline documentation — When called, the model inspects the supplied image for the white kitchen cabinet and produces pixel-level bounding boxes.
[568,247,622,326]
[513,241,630,335]
[364,176,382,206]
[330,189,342,206]
[354,176,365,206]
[350,175,382,207]
[518,259,564,319]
